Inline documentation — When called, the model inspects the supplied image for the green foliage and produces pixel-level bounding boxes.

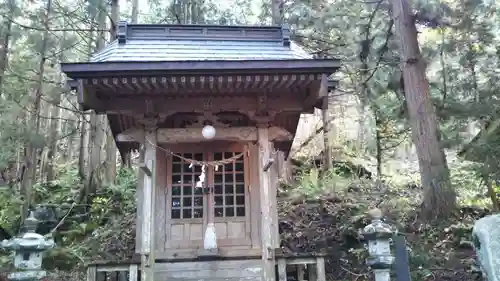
[0,188,22,234]
[0,165,138,271]
[293,166,351,197]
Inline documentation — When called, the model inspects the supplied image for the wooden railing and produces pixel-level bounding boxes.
[86,259,139,281]
[275,251,327,281]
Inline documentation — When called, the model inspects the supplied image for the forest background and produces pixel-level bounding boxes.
[0,0,498,280]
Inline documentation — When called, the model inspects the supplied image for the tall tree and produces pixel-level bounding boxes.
[105,0,118,182]
[0,0,15,99]
[46,30,65,183]
[20,0,53,221]
[390,0,456,220]
[131,0,139,23]
[271,0,283,25]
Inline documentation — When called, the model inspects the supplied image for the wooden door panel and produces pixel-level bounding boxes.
[169,222,203,248]
[210,150,251,246]
[165,152,206,249]
[214,221,250,247]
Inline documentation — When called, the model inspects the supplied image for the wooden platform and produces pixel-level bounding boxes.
[86,252,327,281]
[87,257,265,281]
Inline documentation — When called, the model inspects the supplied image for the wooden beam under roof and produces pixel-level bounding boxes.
[91,95,308,115]
[304,74,329,108]
[116,126,293,144]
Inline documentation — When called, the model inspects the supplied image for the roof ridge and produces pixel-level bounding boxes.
[116,21,291,47]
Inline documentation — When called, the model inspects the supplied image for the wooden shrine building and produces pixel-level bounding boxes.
[61,22,340,281]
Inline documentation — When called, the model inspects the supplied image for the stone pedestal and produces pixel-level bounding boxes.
[361,209,395,281]
[472,214,500,281]
[0,213,55,281]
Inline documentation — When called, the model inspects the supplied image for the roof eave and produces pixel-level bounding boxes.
[61,59,341,78]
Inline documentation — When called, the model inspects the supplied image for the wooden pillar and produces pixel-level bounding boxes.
[307,263,317,281]
[129,264,138,281]
[249,143,262,250]
[316,257,326,281]
[135,148,145,254]
[297,264,305,281]
[257,126,275,281]
[269,143,280,248]
[277,259,287,281]
[140,126,157,281]
[86,265,97,281]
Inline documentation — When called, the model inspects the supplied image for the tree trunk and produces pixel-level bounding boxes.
[190,0,197,24]
[374,109,382,178]
[86,0,109,191]
[121,151,132,168]
[20,0,52,221]
[0,0,15,99]
[271,0,283,25]
[110,0,119,39]
[131,0,139,23]
[322,95,332,171]
[357,95,367,150]
[47,30,66,182]
[104,0,118,183]
[105,128,117,183]
[78,113,88,180]
[66,113,77,161]
[390,0,456,220]
[38,102,50,180]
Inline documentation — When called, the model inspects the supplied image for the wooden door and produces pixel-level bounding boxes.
[165,151,205,249]
[209,149,251,247]
[164,143,252,251]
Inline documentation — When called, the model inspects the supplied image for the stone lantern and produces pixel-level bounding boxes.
[0,211,55,281]
[361,208,395,281]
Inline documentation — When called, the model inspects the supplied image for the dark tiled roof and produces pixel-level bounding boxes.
[91,22,312,62]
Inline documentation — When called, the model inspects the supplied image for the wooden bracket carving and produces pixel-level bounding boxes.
[257,94,267,110]
[179,113,230,128]
[249,110,276,126]
[263,158,275,172]
[250,93,278,125]
[136,115,160,131]
[139,161,152,177]
[203,99,212,111]
[256,94,268,117]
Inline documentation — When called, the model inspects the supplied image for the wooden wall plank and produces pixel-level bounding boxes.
[153,277,261,281]
[155,260,263,271]
[154,259,264,281]
[156,247,260,259]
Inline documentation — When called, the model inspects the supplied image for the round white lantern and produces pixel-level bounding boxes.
[202,125,216,139]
